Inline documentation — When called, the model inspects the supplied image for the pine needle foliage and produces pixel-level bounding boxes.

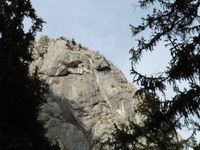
[0,0,59,149]
[111,0,200,149]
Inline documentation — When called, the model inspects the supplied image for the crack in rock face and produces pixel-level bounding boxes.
[30,36,140,150]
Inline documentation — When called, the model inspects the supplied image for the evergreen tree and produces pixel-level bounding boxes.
[110,0,200,149]
[0,0,59,149]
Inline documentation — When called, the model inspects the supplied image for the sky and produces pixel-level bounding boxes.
[30,0,170,83]
[29,0,198,141]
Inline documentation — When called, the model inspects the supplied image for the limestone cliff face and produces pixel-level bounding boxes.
[30,36,139,150]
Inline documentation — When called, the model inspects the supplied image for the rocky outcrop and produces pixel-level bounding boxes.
[30,36,139,150]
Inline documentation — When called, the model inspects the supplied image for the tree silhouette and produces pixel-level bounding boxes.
[0,0,59,149]
[110,0,200,149]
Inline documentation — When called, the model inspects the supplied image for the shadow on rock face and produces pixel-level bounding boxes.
[31,36,139,150]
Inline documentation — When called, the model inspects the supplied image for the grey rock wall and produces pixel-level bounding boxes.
[30,36,139,150]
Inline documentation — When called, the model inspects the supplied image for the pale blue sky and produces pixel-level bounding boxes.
[30,0,170,83]
[30,0,198,142]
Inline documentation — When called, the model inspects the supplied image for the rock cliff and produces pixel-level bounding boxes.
[30,36,139,150]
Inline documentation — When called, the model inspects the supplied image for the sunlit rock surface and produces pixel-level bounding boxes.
[30,36,139,150]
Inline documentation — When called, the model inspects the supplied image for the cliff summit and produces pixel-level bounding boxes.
[30,36,140,150]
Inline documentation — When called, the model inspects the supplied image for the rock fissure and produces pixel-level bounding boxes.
[30,36,140,150]
[38,72,83,77]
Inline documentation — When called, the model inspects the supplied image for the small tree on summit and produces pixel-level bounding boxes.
[0,0,59,149]
[111,0,200,149]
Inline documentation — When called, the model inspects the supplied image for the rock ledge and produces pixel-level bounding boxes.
[30,36,139,150]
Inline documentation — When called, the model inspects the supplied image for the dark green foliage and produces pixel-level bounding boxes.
[110,0,200,149]
[0,0,59,149]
